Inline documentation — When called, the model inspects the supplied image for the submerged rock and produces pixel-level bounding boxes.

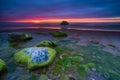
[0,59,7,73]
[51,31,67,37]
[36,40,57,47]
[14,47,56,70]
[8,32,32,42]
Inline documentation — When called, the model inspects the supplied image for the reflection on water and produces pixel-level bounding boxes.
[1,26,120,32]
[0,26,61,30]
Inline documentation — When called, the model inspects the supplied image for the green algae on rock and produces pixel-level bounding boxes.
[60,74,69,80]
[108,43,116,48]
[36,40,57,47]
[39,74,49,80]
[8,32,32,42]
[0,59,7,73]
[77,65,89,77]
[14,47,56,70]
[71,55,83,62]
[86,62,95,68]
[51,31,67,37]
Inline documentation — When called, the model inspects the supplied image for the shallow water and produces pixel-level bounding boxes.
[0,31,120,80]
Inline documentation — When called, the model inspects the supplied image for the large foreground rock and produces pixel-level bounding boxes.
[14,47,56,70]
[0,59,7,73]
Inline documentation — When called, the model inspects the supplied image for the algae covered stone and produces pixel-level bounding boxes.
[0,59,7,73]
[36,40,57,47]
[51,31,67,37]
[60,74,69,80]
[8,32,32,42]
[39,74,49,80]
[14,47,56,70]
[86,63,95,68]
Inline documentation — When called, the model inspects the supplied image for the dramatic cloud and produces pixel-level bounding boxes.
[0,0,120,22]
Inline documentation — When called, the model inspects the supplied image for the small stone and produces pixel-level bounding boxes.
[39,74,49,80]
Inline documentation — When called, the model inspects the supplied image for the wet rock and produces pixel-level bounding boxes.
[51,31,67,37]
[87,71,108,80]
[8,32,32,42]
[36,40,57,47]
[14,47,56,70]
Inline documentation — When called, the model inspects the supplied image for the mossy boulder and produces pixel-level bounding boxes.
[51,31,67,37]
[8,32,32,42]
[0,59,7,73]
[14,47,56,70]
[36,40,57,47]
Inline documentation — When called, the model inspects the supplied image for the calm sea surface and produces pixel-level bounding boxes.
[0,22,120,31]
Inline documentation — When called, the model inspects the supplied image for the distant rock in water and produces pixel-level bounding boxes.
[60,21,69,25]
[60,21,69,29]
[14,47,56,70]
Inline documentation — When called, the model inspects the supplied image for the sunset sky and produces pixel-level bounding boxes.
[0,0,120,23]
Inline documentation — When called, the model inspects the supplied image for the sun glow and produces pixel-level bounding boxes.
[34,20,40,23]
[12,17,120,23]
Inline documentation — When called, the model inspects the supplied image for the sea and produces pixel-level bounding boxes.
[0,22,120,32]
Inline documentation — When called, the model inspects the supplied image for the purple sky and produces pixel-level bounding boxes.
[0,0,120,22]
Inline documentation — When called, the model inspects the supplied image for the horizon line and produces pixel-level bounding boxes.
[1,17,120,23]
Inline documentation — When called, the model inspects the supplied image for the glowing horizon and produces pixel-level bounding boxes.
[8,17,120,23]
